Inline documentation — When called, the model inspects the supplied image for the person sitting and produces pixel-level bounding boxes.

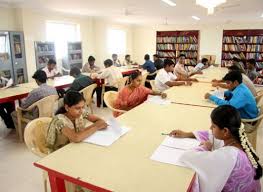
[232,57,246,74]
[155,59,192,92]
[169,105,261,192]
[113,71,167,117]
[11,70,58,130]
[212,65,257,96]
[123,54,137,66]
[82,56,100,73]
[42,59,61,79]
[194,58,210,72]
[205,71,258,119]
[141,54,157,74]
[95,59,123,106]
[153,54,164,70]
[246,58,259,82]
[69,67,94,92]
[112,53,122,67]
[46,91,107,153]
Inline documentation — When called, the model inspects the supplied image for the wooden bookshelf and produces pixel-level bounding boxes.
[35,41,56,70]
[221,30,263,69]
[156,31,199,66]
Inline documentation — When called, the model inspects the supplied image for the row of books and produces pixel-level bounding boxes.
[222,44,246,52]
[221,60,234,67]
[156,36,198,43]
[222,52,246,60]
[157,51,198,58]
[223,36,263,44]
[157,44,198,51]
[246,53,263,60]
[247,45,263,52]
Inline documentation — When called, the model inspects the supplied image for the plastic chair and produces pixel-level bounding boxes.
[141,72,149,86]
[79,83,97,113]
[255,90,263,103]
[16,95,59,142]
[104,91,127,114]
[149,80,158,92]
[24,117,52,192]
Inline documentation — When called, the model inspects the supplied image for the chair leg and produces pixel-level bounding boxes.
[43,171,48,192]
[101,85,105,108]
[17,117,24,142]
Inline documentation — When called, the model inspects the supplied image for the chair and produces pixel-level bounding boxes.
[16,95,59,142]
[24,117,52,192]
[104,91,127,114]
[255,90,263,103]
[141,72,149,86]
[80,83,97,113]
[145,71,158,87]
[150,80,158,92]
[241,104,263,149]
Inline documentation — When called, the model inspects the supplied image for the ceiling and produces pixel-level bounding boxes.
[1,0,263,24]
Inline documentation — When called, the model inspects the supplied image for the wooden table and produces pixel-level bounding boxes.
[34,103,213,192]
[193,67,228,83]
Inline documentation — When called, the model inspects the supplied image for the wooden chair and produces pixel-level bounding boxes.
[104,91,127,114]
[80,83,97,113]
[241,104,263,149]
[141,72,149,86]
[16,95,59,142]
[150,80,158,92]
[24,117,52,192]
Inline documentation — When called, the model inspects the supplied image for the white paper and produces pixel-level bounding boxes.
[162,137,200,150]
[146,95,171,105]
[211,89,224,99]
[83,118,130,146]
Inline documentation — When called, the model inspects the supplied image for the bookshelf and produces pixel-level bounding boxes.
[156,31,199,66]
[221,30,263,68]
[67,42,83,69]
[34,41,56,69]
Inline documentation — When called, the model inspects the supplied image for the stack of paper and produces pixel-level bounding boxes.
[83,118,130,146]
[146,95,171,105]
[150,136,200,167]
[211,89,224,99]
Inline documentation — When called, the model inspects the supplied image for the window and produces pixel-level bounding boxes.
[46,21,80,60]
[107,29,126,54]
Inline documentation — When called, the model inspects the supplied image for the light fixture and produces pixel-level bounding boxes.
[196,0,226,15]
[192,16,200,20]
[161,0,176,7]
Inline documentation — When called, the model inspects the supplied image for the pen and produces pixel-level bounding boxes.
[161,133,170,135]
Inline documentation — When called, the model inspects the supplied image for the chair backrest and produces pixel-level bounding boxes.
[255,90,263,103]
[104,91,118,111]
[141,72,149,86]
[33,95,59,117]
[79,83,97,105]
[150,80,158,92]
[24,117,52,157]
[117,76,129,91]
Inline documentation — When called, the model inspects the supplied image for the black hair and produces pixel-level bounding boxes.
[88,56,95,62]
[247,58,256,66]
[211,105,262,180]
[153,54,159,58]
[179,54,186,58]
[223,71,242,84]
[32,70,47,83]
[112,54,117,57]
[201,58,209,63]
[228,65,244,74]
[163,59,175,68]
[48,59,56,65]
[56,91,85,115]
[144,54,150,60]
[104,59,113,67]
[69,67,81,77]
[233,57,240,62]
[125,54,130,60]
[129,71,142,82]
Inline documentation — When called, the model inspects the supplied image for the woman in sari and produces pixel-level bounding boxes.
[113,71,167,117]
[170,105,262,192]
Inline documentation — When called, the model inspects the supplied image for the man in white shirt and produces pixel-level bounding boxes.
[194,58,210,72]
[112,54,122,67]
[155,59,192,92]
[42,59,61,79]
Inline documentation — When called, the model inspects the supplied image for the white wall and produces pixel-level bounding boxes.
[0,7,20,31]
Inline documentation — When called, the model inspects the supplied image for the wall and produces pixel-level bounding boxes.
[0,7,20,31]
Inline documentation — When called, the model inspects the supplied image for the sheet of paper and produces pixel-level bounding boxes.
[161,137,200,150]
[211,89,224,99]
[146,95,171,105]
[83,118,130,146]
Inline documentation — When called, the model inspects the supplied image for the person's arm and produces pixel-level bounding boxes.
[150,90,167,98]
[212,82,229,89]
[97,69,109,79]
[165,81,187,87]
[169,130,195,138]
[20,91,38,109]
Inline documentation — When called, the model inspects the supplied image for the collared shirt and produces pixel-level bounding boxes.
[123,60,133,66]
[82,63,100,73]
[42,66,59,78]
[113,60,122,67]
[21,83,57,109]
[69,74,94,92]
[174,62,188,78]
[209,83,258,119]
[194,63,205,72]
[142,60,156,74]
[246,68,258,82]
[154,59,164,70]
[155,68,177,91]
[97,66,123,87]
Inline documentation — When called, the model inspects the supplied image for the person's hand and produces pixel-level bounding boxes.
[191,78,198,82]
[204,93,211,99]
[211,79,218,82]
[200,141,213,151]
[169,130,190,138]
[161,93,167,99]
[186,81,192,86]
[212,82,218,87]
[97,120,108,130]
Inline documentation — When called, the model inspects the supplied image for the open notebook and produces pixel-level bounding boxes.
[151,136,200,167]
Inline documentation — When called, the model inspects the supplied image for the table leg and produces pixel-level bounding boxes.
[48,173,66,192]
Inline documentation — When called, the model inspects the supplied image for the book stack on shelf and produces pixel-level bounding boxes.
[68,42,83,69]
[221,30,263,68]
[34,42,56,69]
[156,31,199,66]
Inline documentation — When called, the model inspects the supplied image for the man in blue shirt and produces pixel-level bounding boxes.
[204,71,258,119]
[141,54,156,74]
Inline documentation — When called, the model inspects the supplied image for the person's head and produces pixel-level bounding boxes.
[47,59,57,71]
[228,65,244,74]
[88,56,95,66]
[144,54,150,61]
[210,105,262,180]
[69,67,81,78]
[222,71,242,91]
[129,71,142,88]
[125,54,131,61]
[201,58,209,65]
[163,59,175,72]
[104,59,113,68]
[153,54,159,62]
[56,91,85,119]
[32,70,47,85]
[247,58,256,70]
[112,54,118,61]
[178,54,186,64]
[232,57,240,65]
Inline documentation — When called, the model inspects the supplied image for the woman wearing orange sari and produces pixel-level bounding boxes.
[113,71,167,117]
